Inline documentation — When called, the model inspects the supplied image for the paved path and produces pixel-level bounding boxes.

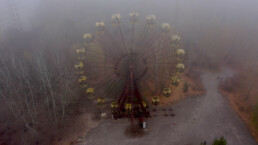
[80,68,257,145]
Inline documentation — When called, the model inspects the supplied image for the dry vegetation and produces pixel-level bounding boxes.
[182,1,258,141]
[158,68,205,106]
[0,27,85,144]
[1,0,258,144]
[0,1,106,144]
[220,65,258,141]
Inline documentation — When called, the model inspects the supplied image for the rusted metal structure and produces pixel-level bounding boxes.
[73,13,185,128]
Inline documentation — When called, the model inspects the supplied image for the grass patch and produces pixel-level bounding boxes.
[252,104,258,129]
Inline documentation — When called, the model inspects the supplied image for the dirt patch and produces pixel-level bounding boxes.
[124,125,147,138]
[220,74,258,142]
[50,113,100,145]
[158,69,205,106]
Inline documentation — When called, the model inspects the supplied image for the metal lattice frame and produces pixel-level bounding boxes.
[74,13,185,126]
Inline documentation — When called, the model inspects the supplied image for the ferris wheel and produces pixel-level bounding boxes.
[74,12,185,128]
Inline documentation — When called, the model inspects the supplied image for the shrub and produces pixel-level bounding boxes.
[252,104,258,129]
[183,82,189,93]
[212,137,227,145]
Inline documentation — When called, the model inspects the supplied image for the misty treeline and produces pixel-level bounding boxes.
[1,0,258,144]
[0,2,86,144]
[0,20,79,145]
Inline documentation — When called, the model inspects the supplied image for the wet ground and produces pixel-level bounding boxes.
[78,68,257,145]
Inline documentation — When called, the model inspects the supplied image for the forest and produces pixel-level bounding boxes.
[0,0,258,145]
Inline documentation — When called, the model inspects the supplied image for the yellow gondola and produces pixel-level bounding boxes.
[83,33,93,45]
[76,48,86,54]
[78,76,87,83]
[146,15,156,27]
[162,88,171,97]
[125,103,132,112]
[97,98,106,107]
[78,76,88,88]
[74,62,84,74]
[176,63,185,73]
[86,88,95,99]
[74,62,84,69]
[171,76,180,86]
[176,49,185,61]
[129,12,139,24]
[112,14,121,26]
[152,96,160,106]
[176,49,185,55]
[141,101,147,108]
[96,22,105,34]
[111,101,118,109]
[161,23,171,34]
[76,48,86,60]
[171,35,180,47]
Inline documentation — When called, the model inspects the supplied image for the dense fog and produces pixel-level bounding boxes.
[1,0,258,145]
[21,0,258,66]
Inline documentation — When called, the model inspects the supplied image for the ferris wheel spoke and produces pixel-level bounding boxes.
[148,67,172,77]
[140,42,171,60]
[106,80,120,95]
[91,73,117,90]
[88,67,114,73]
[139,32,173,58]
[92,72,115,83]
[140,29,163,49]
[86,64,115,72]
[135,27,157,53]
[85,68,114,78]
[134,23,148,52]
[84,60,112,65]
[154,54,177,63]
[85,65,114,75]
[149,65,175,75]
[105,29,127,54]
[145,73,166,90]
[130,23,135,53]
[102,79,122,97]
[139,78,156,94]
[84,70,114,81]
[146,66,175,75]
[102,80,123,99]
[96,80,117,98]
[154,48,176,58]
[147,62,176,65]
[152,75,170,89]
[163,33,172,41]
[94,39,120,57]
[88,65,115,69]
[145,60,175,65]
[151,49,177,62]
[88,42,119,62]
[148,70,172,80]
[114,81,125,100]
[137,30,162,55]
[140,35,172,58]
[85,49,116,63]
[117,25,129,54]
[96,33,125,56]
[145,53,176,65]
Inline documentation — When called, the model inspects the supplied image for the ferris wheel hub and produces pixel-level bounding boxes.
[114,52,148,79]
